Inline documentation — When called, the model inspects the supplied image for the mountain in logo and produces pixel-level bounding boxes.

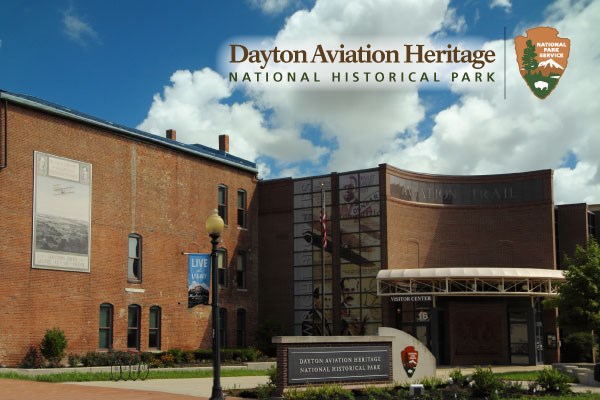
[538,59,564,69]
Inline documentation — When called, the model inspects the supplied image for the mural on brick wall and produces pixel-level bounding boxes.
[292,171,382,336]
[32,151,92,272]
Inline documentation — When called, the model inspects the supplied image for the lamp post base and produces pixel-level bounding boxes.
[210,387,224,400]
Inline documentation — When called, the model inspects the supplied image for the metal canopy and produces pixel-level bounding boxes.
[377,267,565,298]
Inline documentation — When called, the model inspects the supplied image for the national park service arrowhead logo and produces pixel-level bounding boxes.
[515,27,570,99]
[401,346,419,378]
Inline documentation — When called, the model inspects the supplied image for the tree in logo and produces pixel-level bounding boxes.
[521,40,538,76]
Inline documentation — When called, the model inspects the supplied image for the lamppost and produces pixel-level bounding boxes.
[206,209,224,400]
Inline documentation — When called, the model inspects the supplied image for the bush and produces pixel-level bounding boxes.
[285,385,354,400]
[256,383,276,399]
[562,332,597,362]
[68,353,82,367]
[470,366,503,399]
[449,368,466,386]
[418,375,446,389]
[40,327,68,367]
[19,346,44,369]
[535,367,572,395]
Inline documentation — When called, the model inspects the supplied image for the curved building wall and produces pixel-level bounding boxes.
[384,166,555,270]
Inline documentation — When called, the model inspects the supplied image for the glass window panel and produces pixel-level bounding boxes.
[294,179,313,194]
[150,310,157,328]
[341,233,360,249]
[360,216,381,232]
[294,266,312,281]
[294,237,312,252]
[311,280,332,295]
[237,191,246,208]
[218,186,226,203]
[360,232,381,247]
[340,263,360,278]
[362,293,381,308]
[361,277,378,293]
[294,280,313,296]
[359,171,379,186]
[99,330,109,349]
[293,253,313,267]
[100,308,109,326]
[359,186,380,203]
[128,237,138,258]
[294,194,312,209]
[340,218,360,233]
[149,332,158,348]
[294,295,314,309]
[341,277,361,294]
[365,307,382,322]
[312,264,332,280]
[294,223,312,238]
[312,178,331,192]
[361,262,382,277]
[312,250,332,265]
[312,191,331,207]
[363,322,381,336]
[358,201,380,217]
[340,202,360,219]
[339,174,358,191]
[293,208,313,223]
[361,247,381,262]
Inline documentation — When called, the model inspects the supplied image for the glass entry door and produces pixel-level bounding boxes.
[508,310,529,365]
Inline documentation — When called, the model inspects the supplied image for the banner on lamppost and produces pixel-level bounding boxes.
[188,253,211,308]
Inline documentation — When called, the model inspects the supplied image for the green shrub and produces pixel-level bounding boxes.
[167,348,185,363]
[535,367,572,395]
[449,368,466,386]
[39,328,68,367]
[418,375,446,389]
[256,383,276,399]
[267,365,277,385]
[362,386,393,400]
[471,366,503,399]
[67,353,82,367]
[19,346,44,368]
[562,332,597,362]
[285,385,354,400]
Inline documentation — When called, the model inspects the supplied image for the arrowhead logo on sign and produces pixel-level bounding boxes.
[401,346,419,378]
[514,27,570,99]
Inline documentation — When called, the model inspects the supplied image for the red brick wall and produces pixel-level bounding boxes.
[0,102,258,366]
[384,167,555,269]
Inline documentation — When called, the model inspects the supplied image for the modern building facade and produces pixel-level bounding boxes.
[0,90,259,366]
[259,165,566,365]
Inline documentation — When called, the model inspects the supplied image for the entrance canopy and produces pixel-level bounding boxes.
[377,267,565,298]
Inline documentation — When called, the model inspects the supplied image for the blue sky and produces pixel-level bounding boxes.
[1,0,599,203]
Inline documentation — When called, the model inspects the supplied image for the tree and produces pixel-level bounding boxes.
[546,238,600,361]
[521,39,538,76]
[40,327,68,367]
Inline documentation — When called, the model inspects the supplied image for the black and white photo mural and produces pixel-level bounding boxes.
[32,151,92,272]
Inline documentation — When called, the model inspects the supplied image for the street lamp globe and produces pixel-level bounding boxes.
[206,209,224,237]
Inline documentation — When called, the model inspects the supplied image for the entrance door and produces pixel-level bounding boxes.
[394,302,431,348]
[508,310,529,365]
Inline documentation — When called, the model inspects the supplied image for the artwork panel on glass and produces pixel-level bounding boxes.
[294,223,313,238]
[340,218,360,233]
[294,237,313,252]
[361,292,382,308]
[359,186,381,203]
[340,263,360,278]
[294,295,314,309]
[360,231,381,247]
[293,266,312,281]
[294,280,314,296]
[312,177,331,192]
[364,306,383,322]
[294,179,313,194]
[293,208,313,224]
[359,216,381,232]
[293,252,313,267]
[361,246,381,262]
[359,170,380,187]
[294,194,313,209]
[361,262,382,277]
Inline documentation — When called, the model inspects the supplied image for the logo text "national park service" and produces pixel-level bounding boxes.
[514,27,570,99]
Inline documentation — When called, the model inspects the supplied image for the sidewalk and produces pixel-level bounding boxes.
[2,366,600,399]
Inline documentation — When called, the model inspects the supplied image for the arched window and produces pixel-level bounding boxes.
[99,303,113,350]
[149,306,161,350]
[127,304,141,350]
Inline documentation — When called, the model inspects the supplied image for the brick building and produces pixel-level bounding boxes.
[0,90,259,366]
[259,165,566,365]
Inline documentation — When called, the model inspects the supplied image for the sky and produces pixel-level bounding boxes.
[1,0,599,204]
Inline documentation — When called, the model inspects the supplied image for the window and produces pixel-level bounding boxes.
[127,304,141,350]
[219,308,227,348]
[218,185,228,224]
[149,306,161,350]
[236,251,247,289]
[218,249,228,288]
[99,303,113,350]
[128,234,142,282]
[237,189,247,228]
[236,309,246,347]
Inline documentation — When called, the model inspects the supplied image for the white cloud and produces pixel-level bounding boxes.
[490,0,512,12]
[139,0,600,205]
[62,7,100,46]
[137,68,327,178]
[383,0,600,204]
[249,0,293,14]
[442,7,467,34]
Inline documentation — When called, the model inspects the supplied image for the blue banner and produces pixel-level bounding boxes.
[188,253,211,308]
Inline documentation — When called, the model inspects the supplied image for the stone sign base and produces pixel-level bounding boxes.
[273,328,436,395]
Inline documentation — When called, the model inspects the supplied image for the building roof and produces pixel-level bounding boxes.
[0,90,257,173]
